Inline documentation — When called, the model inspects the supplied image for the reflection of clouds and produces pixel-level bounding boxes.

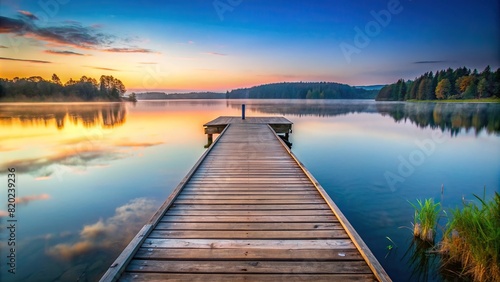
[113,140,163,148]
[1,138,165,179]
[16,193,50,205]
[0,148,125,178]
[47,198,157,260]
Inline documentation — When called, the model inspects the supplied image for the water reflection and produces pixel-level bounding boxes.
[227,99,379,117]
[47,198,157,261]
[0,102,162,180]
[226,100,500,135]
[377,103,500,136]
[403,239,441,282]
[8,198,159,281]
[0,102,127,129]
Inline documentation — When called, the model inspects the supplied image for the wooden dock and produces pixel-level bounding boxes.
[101,116,391,282]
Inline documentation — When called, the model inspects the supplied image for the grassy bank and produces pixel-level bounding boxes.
[409,192,500,281]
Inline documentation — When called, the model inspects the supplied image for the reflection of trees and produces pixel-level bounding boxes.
[227,100,379,118]
[376,103,500,136]
[141,100,223,107]
[0,103,127,129]
[226,100,499,135]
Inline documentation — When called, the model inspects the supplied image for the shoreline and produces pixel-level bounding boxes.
[1,97,499,103]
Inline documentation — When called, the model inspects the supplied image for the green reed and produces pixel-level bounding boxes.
[409,198,441,243]
[440,192,500,282]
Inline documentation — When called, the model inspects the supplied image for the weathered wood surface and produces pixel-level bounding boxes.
[204,116,292,126]
[101,118,390,282]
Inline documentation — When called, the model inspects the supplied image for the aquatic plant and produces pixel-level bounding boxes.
[410,198,441,243]
[439,192,500,282]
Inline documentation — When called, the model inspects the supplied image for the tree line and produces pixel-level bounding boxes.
[226,82,378,99]
[0,74,126,101]
[376,66,500,101]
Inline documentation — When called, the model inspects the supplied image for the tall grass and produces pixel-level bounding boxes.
[410,198,441,242]
[439,192,500,281]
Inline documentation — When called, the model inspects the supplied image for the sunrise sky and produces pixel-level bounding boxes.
[0,0,499,92]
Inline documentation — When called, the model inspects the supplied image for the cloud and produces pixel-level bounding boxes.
[0,14,114,49]
[203,52,227,56]
[0,16,27,32]
[18,10,38,20]
[413,60,448,64]
[44,50,85,56]
[16,194,50,205]
[0,210,8,217]
[138,62,157,65]
[103,47,155,53]
[0,11,158,53]
[0,45,7,48]
[0,56,51,64]
[188,40,194,44]
[85,66,119,71]
[47,198,157,259]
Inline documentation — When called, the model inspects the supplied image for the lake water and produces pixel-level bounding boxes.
[0,100,498,281]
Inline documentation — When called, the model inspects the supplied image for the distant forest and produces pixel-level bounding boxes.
[226,82,378,99]
[136,92,225,100]
[376,66,500,101]
[0,74,127,102]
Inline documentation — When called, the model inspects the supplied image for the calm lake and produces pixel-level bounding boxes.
[0,100,499,281]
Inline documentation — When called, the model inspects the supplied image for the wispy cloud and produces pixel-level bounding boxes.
[0,56,51,64]
[16,194,50,205]
[138,62,157,65]
[0,11,158,53]
[203,52,227,56]
[0,45,8,48]
[45,50,85,56]
[86,66,119,71]
[413,60,448,64]
[0,14,114,49]
[103,47,155,53]
[18,10,38,20]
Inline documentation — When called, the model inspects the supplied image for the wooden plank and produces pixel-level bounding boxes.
[166,210,333,216]
[161,215,337,223]
[183,184,314,188]
[134,248,362,261]
[174,199,326,205]
[141,239,355,249]
[120,273,375,282]
[155,222,343,230]
[148,230,348,239]
[175,195,322,200]
[126,260,371,274]
[179,191,318,195]
[168,204,331,210]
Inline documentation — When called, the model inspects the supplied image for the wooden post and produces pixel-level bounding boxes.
[242,104,246,120]
[204,134,213,148]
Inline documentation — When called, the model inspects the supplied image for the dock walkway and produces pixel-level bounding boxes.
[101,117,390,282]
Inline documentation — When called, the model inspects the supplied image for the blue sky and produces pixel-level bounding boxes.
[0,0,499,91]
